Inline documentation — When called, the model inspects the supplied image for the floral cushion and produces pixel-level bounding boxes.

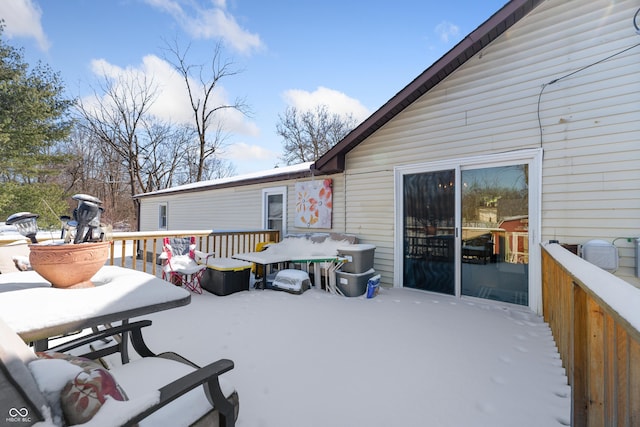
[37,352,128,425]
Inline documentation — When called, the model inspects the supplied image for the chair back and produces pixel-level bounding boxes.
[0,318,47,425]
[162,236,196,261]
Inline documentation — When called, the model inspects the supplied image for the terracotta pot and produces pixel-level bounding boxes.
[29,241,112,289]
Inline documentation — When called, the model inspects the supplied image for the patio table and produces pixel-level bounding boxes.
[232,251,345,290]
[0,265,190,356]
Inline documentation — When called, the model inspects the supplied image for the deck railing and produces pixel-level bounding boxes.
[541,243,640,426]
[105,229,281,276]
[0,229,280,277]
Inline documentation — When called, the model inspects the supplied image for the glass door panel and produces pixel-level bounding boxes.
[403,170,455,295]
[460,165,529,305]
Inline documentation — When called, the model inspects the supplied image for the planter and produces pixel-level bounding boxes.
[29,241,111,289]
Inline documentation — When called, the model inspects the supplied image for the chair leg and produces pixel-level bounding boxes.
[182,271,203,294]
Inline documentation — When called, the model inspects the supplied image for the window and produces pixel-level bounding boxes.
[158,204,167,229]
[262,187,287,236]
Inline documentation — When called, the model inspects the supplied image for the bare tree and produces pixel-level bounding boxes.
[57,125,134,228]
[276,105,356,165]
[163,40,249,181]
[75,73,194,225]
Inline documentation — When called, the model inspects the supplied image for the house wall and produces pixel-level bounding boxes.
[341,0,640,285]
[139,173,348,238]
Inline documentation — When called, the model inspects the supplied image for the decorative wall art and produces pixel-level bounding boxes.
[295,179,333,228]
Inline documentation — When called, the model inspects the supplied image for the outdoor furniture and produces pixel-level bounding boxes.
[0,266,191,355]
[462,234,494,264]
[233,251,344,290]
[0,316,239,426]
[160,236,214,294]
[233,234,356,291]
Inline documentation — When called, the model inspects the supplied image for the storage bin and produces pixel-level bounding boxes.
[272,269,311,294]
[337,244,376,273]
[201,258,252,296]
[335,268,376,297]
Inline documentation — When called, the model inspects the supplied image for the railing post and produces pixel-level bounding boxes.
[586,296,605,426]
[573,284,587,426]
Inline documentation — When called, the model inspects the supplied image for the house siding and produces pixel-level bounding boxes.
[139,173,348,238]
[341,0,640,285]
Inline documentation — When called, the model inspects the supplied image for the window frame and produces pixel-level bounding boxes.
[262,186,287,237]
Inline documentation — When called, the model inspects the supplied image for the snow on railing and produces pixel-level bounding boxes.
[541,242,640,426]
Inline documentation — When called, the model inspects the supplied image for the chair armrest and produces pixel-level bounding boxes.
[122,358,236,427]
[194,250,216,264]
[47,320,156,360]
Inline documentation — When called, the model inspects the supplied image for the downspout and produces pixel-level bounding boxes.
[135,197,141,232]
[343,171,347,234]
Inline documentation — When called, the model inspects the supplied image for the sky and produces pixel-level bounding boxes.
[0,0,508,176]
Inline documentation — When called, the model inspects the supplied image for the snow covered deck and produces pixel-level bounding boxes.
[103,283,571,426]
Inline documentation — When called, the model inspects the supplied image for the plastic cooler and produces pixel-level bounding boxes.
[271,269,311,294]
[337,244,376,273]
[335,268,376,297]
[201,258,252,296]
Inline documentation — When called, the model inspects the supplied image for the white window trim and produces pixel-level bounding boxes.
[262,186,287,236]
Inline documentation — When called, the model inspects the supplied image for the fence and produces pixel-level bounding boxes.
[107,229,281,276]
[541,243,640,426]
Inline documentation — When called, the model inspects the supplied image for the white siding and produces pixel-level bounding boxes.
[139,173,347,236]
[343,0,640,284]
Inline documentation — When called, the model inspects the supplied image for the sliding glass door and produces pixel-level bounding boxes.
[398,151,539,307]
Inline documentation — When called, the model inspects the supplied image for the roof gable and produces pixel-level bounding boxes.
[312,0,544,174]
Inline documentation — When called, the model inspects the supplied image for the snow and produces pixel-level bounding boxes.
[116,285,571,426]
[543,242,640,332]
[6,246,575,426]
[233,236,358,266]
[136,162,314,198]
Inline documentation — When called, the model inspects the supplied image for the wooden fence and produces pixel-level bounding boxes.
[541,243,640,426]
[106,229,281,277]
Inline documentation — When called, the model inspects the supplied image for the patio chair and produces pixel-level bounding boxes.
[0,318,239,426]
[160,236,214,294]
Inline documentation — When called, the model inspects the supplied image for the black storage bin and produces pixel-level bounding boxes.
[201,259,252,296]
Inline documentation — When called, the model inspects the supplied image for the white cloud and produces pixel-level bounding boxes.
[143,0,263,55]
[220,142,281,174]
[87,55,259,137]
[435,21,460,43]
[222,142,278,161]
[282,86,370,123]
[0,0,50,51]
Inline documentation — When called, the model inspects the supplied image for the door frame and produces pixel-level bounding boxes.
[393,148,543,312]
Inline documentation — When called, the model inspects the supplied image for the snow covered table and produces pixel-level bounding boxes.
[0,265,191,354]
[234,251,343,290]
[232,237,354,291]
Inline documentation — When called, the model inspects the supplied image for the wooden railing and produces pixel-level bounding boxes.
[104,229,280,276]
[541,243,640,426]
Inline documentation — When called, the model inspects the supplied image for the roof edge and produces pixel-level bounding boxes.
[313,0,543,174]
[135,165,314,199]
